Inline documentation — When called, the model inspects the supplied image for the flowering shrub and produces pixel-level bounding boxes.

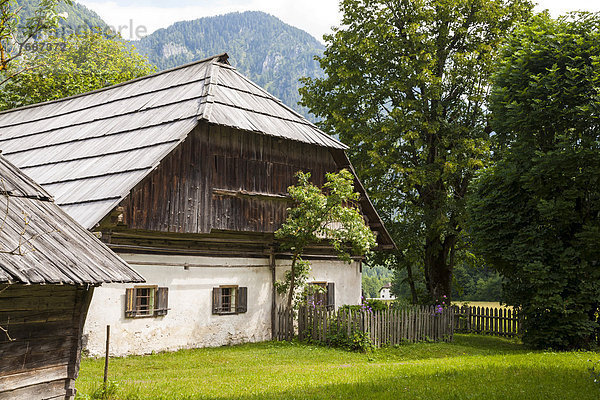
[434,295,448,314]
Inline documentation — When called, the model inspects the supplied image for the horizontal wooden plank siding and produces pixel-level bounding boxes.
[0,365,68,392]
[0,284,90,399]
[119,123,339,235]
[0,378,68,400]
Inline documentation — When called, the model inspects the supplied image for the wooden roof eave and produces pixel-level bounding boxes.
[328,149,397,250]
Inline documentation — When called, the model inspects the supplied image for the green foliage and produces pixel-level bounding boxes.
[0,30,156,110]
[303,315,376,353]
[16,0,108,35]
[391,264,428,302]
[362,264,393,298]
[468,12,600,349]
[275,169,376,310]
[346,330,376,353]
[365,299,388,312]
[133,11,324,118]
[300,0,533,302]
[0,0,66,75]
[452,263,503,301]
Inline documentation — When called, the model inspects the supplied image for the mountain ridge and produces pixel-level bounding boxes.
[132,11,325,118]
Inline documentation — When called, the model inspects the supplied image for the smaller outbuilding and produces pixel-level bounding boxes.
[0,155,143,400]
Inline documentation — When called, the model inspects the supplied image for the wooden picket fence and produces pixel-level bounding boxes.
[453,305,522,337]
[275,304,295,341]
[275,305,454,347]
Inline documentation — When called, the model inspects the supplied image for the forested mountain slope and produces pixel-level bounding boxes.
[133,11,325,117]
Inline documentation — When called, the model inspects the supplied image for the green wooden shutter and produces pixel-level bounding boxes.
[155,287,169,316]
[212,287,222,314]
[236,287,248,313]
[125,288,136,317]
[327,282,335,310]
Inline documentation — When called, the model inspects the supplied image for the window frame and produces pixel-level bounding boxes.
[212,285,248,315]
[220,285,238,314]
[125,285,169,318]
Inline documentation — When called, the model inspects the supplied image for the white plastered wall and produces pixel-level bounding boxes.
[83,253,361,356]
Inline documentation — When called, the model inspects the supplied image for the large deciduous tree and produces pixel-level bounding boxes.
[300,0,532,302]
[0,31,155,110]
[468,12,600,349]
[0,0,67,82]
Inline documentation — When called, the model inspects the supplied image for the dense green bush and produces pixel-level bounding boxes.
[468,12,600,349]
[325,323,375,353]
[365,299,388,312]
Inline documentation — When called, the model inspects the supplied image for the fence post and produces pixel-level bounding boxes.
[298,307,304,341]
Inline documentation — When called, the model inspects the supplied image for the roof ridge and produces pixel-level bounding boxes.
[197,58,222,121]
[0,53,229,117]
[0,154,54,201]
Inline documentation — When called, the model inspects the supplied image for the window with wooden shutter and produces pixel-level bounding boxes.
[212,287,223,314]
[155,287,169,316]
[326,282,335,310]
[125,288,136,317]
[236,287,248,313]
[125,286,168,318]
[307,282,327,307]
[213,286,248,315]
[307,282,335,310]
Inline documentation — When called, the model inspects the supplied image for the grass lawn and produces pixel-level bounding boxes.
[76,334,599,400]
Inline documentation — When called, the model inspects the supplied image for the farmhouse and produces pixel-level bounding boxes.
[0,155,142,399]
[0,53,394,356]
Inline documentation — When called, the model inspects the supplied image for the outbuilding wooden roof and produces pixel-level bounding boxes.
[0,155,143,284]
[0,53,347,229]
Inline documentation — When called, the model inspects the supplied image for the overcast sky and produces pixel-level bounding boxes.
[78,0,600,42]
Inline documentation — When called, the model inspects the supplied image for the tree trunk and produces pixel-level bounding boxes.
[424,232,455,302]
[405,262,418,304]
[421,175,456,303]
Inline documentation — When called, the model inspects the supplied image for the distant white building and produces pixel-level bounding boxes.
[379,283,395,300]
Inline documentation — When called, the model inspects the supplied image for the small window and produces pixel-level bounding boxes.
[125,286,169,318]
[212,286,247,315]
[307,282,335,310]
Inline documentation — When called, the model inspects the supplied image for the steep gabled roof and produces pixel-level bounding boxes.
[0,53,346,229]
[0,155,143,284]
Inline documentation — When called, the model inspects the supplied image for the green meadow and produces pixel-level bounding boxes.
[76,334,599,400]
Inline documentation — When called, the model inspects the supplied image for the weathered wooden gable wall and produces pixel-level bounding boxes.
[120,122,339,234]
[0,284,93,400]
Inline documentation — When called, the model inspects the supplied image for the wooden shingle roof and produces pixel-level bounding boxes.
[0,155,143,284]
[0,53,346,229]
